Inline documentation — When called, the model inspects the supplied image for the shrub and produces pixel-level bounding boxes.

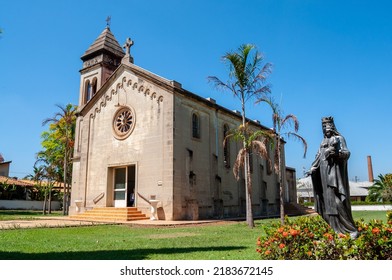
[257,214,392,260]
[387,211,392,223]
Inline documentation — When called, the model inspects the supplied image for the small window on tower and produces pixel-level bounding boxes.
[91,77,97,96]
[84,80,92,103]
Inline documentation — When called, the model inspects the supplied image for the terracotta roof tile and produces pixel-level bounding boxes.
[0,176,35,187]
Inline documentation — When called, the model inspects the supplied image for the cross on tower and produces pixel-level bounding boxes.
[123,37,134,56]
[106,16,111,28]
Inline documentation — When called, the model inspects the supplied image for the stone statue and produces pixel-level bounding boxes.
[307,116,359,238]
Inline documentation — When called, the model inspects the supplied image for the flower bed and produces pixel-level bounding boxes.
[257,212,392,260]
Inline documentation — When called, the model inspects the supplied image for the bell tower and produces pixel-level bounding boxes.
[79,24,125,106]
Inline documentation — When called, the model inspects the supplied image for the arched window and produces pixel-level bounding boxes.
[192,113,200,139]
[91,77,97,96]
[84,79,92,103]
[84,77,98,104]
[223,124,230,168]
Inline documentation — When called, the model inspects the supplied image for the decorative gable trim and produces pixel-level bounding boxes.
[89,75,164,119]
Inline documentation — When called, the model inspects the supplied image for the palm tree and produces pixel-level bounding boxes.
[43,164,58,214]
[367,174,392,203]
[27,165,46,214]
[42,103,77,215]
[226,122,273,178]
[208,44,272,228]
[224,123,273,227]
[257,96,307,224]
[33,155,59,214]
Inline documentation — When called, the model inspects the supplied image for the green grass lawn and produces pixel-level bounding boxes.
[0,210,62,221]
[0,210,389,260]
[0,222,269,260]
[352,210,388,223]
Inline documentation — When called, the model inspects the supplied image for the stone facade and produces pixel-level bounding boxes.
[69,27,286,220]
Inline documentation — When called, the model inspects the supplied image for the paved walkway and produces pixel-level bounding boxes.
[2,205,390,229]
[351,205,392,211]
[0,216,232,229]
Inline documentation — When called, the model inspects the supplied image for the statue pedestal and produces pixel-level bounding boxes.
[149,200,159,220]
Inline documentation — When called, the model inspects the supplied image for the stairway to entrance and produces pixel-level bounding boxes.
[69,207,149,222]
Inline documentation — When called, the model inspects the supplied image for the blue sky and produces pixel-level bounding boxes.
[0,0,391,181]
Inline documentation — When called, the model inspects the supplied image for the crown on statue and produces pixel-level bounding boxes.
[322,116,334,124]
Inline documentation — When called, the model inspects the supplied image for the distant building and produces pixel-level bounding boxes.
[297,176,372,203]
[0,153,11,177]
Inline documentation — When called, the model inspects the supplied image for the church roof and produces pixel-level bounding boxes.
[81,27,125,60]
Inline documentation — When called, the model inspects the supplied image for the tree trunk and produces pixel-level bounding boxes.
[48,187,52,214]
[43,188,47,215]
[66,182,70,215]
[245,150,254,228]
[277,137,285,225]
[241,100,254,228]
[62,152,67,216]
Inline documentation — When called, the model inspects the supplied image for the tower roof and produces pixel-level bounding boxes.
[81,27,125,61]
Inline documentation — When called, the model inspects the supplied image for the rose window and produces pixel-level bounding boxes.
[113,106,135,139]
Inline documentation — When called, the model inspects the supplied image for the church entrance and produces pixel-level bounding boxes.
[113,165,136,207]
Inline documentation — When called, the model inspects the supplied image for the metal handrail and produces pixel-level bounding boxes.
[93,192,105,204]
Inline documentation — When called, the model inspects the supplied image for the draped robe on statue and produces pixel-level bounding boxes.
[310,133,358,236]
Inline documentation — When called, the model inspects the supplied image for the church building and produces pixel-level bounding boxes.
[69,26,287,221]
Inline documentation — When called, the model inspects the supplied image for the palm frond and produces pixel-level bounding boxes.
[248,129,274,143]
[252,140,272,169]
[285,132,308,158]
[255,95,279,126]
[233,148,246,180]
[207,76,231,92]
[282,114,300,132]
[255,62,273,83]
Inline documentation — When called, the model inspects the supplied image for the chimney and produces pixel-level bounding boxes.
[367,155,374,182]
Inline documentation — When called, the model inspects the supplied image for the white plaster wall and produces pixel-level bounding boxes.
[0,200,61,210]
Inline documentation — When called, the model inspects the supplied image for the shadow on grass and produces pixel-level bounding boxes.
[0,246,246,260]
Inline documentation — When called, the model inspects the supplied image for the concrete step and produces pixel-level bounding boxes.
[70,207,149,222]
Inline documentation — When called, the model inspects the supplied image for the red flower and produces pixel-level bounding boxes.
[307,251,312,256]
[372,227,380,235]
[282,231,289,237]
[338,233,347,238]
[265,250,271,255]
[323,233,333,241]
[279,243,286,249]
[290,229,299,237]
